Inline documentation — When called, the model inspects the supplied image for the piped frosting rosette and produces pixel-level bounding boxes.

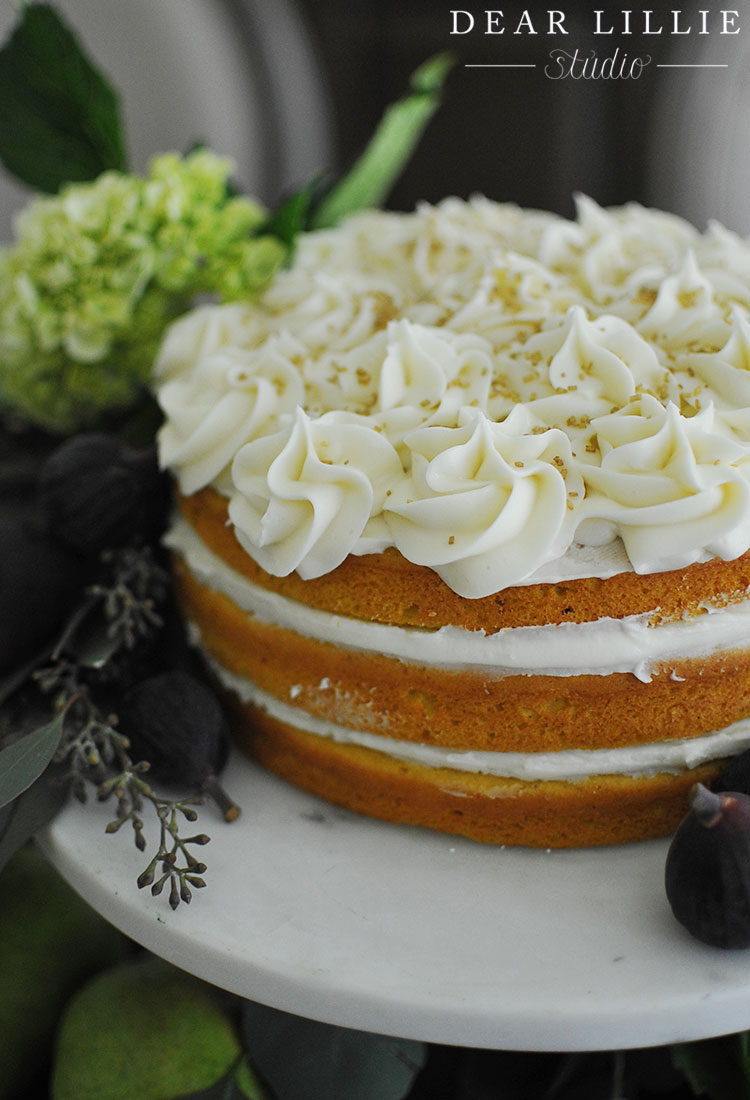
[537,193,698,306]
[371,320,493,450]
[383,406,582,597]
[634,251,729,350]
[157,335,305,494]
[677,308,750,409]
[228,407,402,578]
[154,195,750,596]
[578,395,750,572]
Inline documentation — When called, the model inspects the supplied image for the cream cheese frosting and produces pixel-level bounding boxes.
[155,195,750,598]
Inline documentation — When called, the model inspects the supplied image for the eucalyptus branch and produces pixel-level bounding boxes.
[99,770,209,908]
[50,678,130,781]
[29,543,216,910]
[87,545,168,651]
[38,670,213,909]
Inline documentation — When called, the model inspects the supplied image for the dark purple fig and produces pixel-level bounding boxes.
[0,517,86,675]
[716,752,750,797]
[116,671,239,821]
[665,783,750,948]
[38,434,170,555]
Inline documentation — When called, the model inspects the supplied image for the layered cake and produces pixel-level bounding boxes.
[155,195,750,847]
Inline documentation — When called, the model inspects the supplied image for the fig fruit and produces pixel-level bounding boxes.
[38,433,169,555]
[665,783,750,948]
[0,517,86,675]
[116,671,239,820]
[716,751,750,797]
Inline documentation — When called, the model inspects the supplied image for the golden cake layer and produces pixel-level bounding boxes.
[234,706,720,848]
[179,489,750,631]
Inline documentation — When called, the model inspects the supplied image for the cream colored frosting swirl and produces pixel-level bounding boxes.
[158,336,305,494]
[385,407,581,597]
[580,396,750,570]
[229,406,402,578]
[635,251,729,350]
[679,307,750,408]
[154,195,750,596]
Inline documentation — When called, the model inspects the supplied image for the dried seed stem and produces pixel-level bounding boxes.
[32,545,216,910]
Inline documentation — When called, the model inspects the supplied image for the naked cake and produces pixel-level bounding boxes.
[155,194,750,846]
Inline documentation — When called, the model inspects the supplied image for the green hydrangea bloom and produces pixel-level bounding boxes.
[0,150,286,433]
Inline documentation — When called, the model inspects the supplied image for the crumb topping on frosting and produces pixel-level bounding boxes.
[155,194,750,597]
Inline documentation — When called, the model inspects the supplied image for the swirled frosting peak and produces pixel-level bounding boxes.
[155,196,750,596]
[385,407,580,597]
[229,407,402,579]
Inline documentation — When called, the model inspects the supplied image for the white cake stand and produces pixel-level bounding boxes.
[38,749,750,1052]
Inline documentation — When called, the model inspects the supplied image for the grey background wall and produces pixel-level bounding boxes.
[1,1,748,237]
[294,0,750,230]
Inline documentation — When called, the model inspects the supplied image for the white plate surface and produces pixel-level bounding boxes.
[39,750,750,1052]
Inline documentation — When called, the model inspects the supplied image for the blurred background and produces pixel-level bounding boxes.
[0,0,748,239]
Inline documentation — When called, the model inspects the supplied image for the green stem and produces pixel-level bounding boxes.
[311,53,454,229]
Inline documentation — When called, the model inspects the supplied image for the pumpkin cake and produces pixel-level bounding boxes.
[155,195,750,847]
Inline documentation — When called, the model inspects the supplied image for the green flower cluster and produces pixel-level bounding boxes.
[0,150,286,433]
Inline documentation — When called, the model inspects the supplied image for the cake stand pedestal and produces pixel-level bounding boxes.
[38,750,750,1051]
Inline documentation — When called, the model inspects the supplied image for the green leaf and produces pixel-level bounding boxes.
[263,185,315,249]
[0,709,66,810]
[311,53,454,230]
[53,957,243,1100]
[70,618,120,669]
[0,2,127,192]
[672,1033,750,1099]
[52,594,120,669]
[241,1000,427,1100]
[234,1056,268,1100]
[169,1056,269,1100]
[0,765,68,874]
[0,845,129,1100]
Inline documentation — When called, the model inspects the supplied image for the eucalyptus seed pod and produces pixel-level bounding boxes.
[38,433,170,555]
[665,783,750,948]
[116,671,239,821]
[0,517,86,674]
